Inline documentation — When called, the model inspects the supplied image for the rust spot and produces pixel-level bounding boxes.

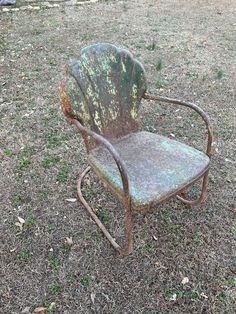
[59,80,74,118]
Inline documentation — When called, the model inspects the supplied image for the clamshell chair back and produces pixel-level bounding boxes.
[59,43,147,151]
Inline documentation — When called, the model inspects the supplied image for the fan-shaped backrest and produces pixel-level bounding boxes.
[59,43,147,141]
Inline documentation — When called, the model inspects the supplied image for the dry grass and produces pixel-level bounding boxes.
[0,0,236,313]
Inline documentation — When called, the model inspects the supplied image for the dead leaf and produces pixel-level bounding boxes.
[21,306,30,313]
[200,292,208,299]
[181,277,189,285]
[18,216,25,224]
[91,292,96,304]
[65,198,77,202]
[65,237,73,246]
[170,293,177,301]
[34,307,47,313]
[84,178,91,186]
[48,303,56,310]
[15,222,23,231]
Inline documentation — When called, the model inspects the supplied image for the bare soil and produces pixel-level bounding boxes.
[0,0,236,313]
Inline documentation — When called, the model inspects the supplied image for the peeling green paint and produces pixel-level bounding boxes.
[63,43,147,139]
[88,131,209,210]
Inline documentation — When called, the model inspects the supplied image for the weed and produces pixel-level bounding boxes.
[68,229,80,241]
[193,231,203,244]
[156,58,163,71]
[190,111,199,120]
[163,287,199,302]
[47,224,57,234]
[19,159,32,169]
[96,208,110,225]
[186,290,199,302]
[230,227,236,240]
[81,274,92,286]
[81,33,94,41]
[4,149,14,157]
[12,194,30,207]
[49,255,60,272]
[217,291,230,305]
[155,73,163,88]
[51,284,62,295]
[17,248,30,261]
[163,288,175,299]
[140,243,155,256]
[185,71,198,79]
[216,69,225,79]
[66,272,76,281]
[21,147,37,158]
[44,301,56,311]
[25,217,35,228]
[146,41,157,51]
[37,189,49,201]
[40,155,60,168]
[229,278,236,287]
[45,132,68,149]
[57,164,70,183]
[162,210,180,233]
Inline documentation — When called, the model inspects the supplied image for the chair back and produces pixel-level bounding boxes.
[59,43,147,142]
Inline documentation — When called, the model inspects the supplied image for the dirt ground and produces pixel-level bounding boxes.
[0,0,236,313]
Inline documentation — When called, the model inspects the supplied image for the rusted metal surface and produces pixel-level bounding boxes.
[59,43,147,151]
[72,118,133,255]
[143,94,213,158]
[59,43,213,255]
[77,166,133,255]
[89,131,210,211]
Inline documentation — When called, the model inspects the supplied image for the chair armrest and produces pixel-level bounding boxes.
[69,118,131,205]
[143,94,213,158]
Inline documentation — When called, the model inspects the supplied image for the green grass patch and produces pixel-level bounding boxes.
[57,164,71,182]
[12,194,31,207]
[81,274,93,286]
[96,208,110,225]
[25,216,35,228]
[49,255,60,273]
[17,248,31,261]
[146,41,157,51]
[19,159,32,169]
[230,227,236,240]
[216,69,225,79]
[40,155,60,168]
[51,284,62,295]
[185,71,198,79]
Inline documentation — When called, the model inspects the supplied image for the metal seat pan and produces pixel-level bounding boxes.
[88,131,210,211]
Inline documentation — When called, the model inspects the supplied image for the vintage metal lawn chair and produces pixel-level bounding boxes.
[59,43,213,255]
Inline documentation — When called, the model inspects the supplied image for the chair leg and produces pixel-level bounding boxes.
[77,166,133,255]
[176,171,209,206]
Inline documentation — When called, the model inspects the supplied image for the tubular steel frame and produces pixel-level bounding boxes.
[70,95,213,255]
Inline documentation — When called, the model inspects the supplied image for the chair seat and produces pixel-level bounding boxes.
[88,131,210,211]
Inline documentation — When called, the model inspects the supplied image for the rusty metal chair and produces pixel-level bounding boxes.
[59,43,213,255]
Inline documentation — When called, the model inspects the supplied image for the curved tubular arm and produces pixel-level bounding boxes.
[143,94,213,158]
[69,118,131,204]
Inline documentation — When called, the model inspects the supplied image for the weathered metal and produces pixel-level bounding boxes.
[89,131,210,211]
[59,43,147,151]
[59,43,213,255]
[143,94,213,158]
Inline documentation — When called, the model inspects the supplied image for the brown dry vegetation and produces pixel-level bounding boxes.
[0,0,236,313]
